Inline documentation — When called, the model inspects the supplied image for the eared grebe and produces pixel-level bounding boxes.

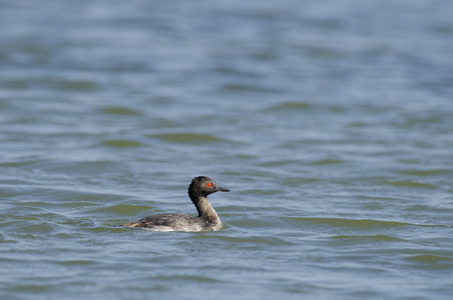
[121,176,230,232]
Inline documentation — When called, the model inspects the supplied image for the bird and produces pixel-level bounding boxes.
[121,176,230,232]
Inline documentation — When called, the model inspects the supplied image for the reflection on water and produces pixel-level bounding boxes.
[1,0,453,299]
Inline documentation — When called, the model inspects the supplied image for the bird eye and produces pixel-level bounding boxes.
[207,183,212,187]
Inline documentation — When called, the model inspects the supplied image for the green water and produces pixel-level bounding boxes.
[1,1,453,299]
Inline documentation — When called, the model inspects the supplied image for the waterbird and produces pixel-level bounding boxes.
[122,176,230,232]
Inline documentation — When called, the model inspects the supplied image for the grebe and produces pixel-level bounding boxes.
[122,176,230,232]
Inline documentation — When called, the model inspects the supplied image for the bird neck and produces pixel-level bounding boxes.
[191,195,220,220]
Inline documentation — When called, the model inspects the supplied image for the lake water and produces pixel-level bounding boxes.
[1,1,453,299]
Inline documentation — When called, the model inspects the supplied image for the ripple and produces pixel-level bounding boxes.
[264,101,312,111]
[282,217,415,229]
[101,106,142,116]
[397,169,451,176]
[6,284,51,293]
[85,204,152,215]
[220,83,281,94]
[255,159,302,167]
[330,234,407,243]
[54,80,99,91]
[383,180,437,189]
[56,259,97,266]
[0,159,44,168]
[150,274,221,283]
[101,139,145,147]
[308,159,345,165]
[404,253,453,270]
[13,221,60,235]
[149,133,225,144]
[406,254,453,264]
[1,78,99,91]
[192,234,294,247]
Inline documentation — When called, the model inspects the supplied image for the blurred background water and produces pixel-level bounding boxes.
[1,0,453,299]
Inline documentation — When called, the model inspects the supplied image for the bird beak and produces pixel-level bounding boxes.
[217,187,230,192]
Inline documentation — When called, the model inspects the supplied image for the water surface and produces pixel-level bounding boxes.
[1,1,453,299]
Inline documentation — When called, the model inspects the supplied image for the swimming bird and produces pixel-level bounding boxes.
[122,176,230,232]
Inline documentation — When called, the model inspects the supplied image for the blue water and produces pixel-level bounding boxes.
[1,1,453,299]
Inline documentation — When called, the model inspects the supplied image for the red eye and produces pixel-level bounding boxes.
[207,183,212,187]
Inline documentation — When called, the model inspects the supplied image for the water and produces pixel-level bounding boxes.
[1,0,453,299]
